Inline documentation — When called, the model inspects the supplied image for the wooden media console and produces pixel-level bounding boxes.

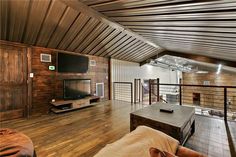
[50,96,100,113]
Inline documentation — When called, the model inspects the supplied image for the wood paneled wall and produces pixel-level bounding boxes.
[1,40,109,117]
[32,48,109,114]
[31,47,57,114]
[182,72,236,111]
[182,72,236,86]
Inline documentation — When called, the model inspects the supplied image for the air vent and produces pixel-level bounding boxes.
[96,83,104,98]
[90,60,96,66]
[40,53,51,62]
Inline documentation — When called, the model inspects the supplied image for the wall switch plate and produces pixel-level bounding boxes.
[30,73,34,78]
[49,66,55,71]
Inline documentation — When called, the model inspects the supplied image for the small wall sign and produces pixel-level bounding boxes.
[49,66,55,71]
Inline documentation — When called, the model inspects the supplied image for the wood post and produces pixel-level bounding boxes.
[113,82,115,100]
[224,87,227,121]
[157,78,160,102]
[179,78,182,105]
[108,57,111,100]
[139,79,141,102]
[142,84,144,102]
[134,79,136,104]
[149,79,152,105]
[131,83,133,104]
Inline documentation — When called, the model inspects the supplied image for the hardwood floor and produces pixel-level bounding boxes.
[1,100,235,157]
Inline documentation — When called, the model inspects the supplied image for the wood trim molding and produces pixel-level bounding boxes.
[0,40,101,59]
[0,40,29,48]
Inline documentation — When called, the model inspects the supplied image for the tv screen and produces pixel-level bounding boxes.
[63,79,91,100]
[58,53,89,73]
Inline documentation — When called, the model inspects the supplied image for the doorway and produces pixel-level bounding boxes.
[193,93,201,106]
[0,42,31,121]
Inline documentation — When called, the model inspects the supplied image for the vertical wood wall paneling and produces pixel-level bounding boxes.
[0,40,109,116]
[182,72,236,112]
[31,48,109,114]
[31,47,56,114]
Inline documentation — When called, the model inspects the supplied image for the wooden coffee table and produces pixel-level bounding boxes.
[130,103,195,144]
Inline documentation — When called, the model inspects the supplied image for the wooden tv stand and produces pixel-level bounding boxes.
[50,96,100,113]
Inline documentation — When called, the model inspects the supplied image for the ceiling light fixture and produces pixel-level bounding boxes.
[216,64,222,74]
[196,71,208,74]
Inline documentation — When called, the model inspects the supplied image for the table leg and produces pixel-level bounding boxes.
[191,120,195,134]
[130,115,135,132]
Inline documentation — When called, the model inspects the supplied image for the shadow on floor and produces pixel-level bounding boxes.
[225,121,236,157]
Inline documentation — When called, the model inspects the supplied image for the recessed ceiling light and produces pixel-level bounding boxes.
[216,64,222,74]
[196,71,208,74]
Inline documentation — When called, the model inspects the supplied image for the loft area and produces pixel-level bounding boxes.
[0,1,236,157]
[1,1,235,156]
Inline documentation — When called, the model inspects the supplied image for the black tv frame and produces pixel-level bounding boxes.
[57,52,89,73]
[63,79,91,100]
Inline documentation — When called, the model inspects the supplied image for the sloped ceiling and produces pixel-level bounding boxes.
[81,0,236,62]
[1,0,236,64]
[0,0,163,62]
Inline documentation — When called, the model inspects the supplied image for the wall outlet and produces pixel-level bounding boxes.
[30,73,34,78]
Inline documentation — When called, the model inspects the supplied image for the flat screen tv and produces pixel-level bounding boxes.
[63,79,91,100]
[58,53,89,73]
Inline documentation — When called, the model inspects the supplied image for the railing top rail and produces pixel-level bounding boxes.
[113,82,132,84]
[153,83,236,88]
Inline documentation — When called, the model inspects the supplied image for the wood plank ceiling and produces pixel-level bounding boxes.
[81,0,236,62]
[0,0,163,63]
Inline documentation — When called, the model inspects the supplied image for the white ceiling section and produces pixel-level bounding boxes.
[0,0,163,62]
[81,0,236,62]
[1,0,236,64]
[151,55,236,73]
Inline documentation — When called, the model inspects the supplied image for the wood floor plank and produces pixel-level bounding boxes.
[0,100,235,157]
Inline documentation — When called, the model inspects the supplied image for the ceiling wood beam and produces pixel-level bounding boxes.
[152,51,236,68]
